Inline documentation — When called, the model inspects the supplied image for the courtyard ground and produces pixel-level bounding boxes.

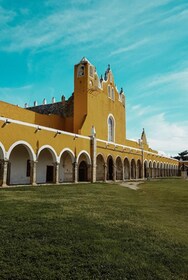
[0,179,187,279]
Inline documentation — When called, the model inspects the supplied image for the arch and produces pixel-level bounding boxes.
[107,114,115,142]
[107,155,114,180]
[137,159,142,179]
[156,162,160,177]
[144,160,148,178]
[124,157,130,180]
[78,161,88,182]
[37,146,57,184]
[164,163,166,177]
[148,161,153,178]
[59,148,75,163]
[0,143,6,186]
[8,143,35,185]
[153,161,156,178]
[59,149,75,183]
[160,162,164,177]
[37,145,58,163]
[7,140,36,161]
[96,154,105,181]
[130,159,136,179]
[77,151,91,182]
[116,156,123,180]
[77,150,91,165]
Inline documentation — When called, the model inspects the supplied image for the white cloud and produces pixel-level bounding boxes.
[144,113,188,156]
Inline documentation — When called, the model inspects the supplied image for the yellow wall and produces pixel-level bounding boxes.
[74,60,126,143]
[0,101,64,130]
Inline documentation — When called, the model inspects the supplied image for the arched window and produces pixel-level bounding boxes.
[111,88,114,100]
[108,115,115,142]
[108,85,111,98]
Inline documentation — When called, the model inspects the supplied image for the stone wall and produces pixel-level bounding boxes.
[27,94,74,118]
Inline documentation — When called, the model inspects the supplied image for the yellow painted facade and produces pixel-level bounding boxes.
[0,57,179,186]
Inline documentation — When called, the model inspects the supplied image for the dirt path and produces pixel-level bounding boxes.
[119,181,144,190]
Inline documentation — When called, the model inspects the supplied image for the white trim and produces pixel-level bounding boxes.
[37,145,58,162]
[76,150,91,164]
[0,116,90,140]
[59,148,75,163]
[7,140,36,161]
[107,114,115,142]
[96,138,178,163]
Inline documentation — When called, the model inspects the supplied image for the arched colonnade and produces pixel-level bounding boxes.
[0,141,179,186]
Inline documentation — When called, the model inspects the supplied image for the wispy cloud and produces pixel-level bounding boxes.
[110,39,149,56]
[144,68,188,92]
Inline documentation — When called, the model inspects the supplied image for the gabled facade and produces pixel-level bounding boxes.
[0,58,179,186]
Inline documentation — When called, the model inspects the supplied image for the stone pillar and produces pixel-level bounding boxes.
[129,164,132,180]
[90,136,96,183]
[135,165,138,179]
[122,165,125,181]
[2,160,8,187]
[113,164,116,181]
[73,162,78,183]
[54,162,60,184]
[30,160,37,186]
[104,163,107,182]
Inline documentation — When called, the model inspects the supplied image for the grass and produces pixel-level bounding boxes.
[0,179,187,280]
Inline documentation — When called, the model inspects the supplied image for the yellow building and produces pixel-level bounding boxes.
[0,57,179,186]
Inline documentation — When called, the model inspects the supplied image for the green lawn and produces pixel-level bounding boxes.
[0,179,187,280]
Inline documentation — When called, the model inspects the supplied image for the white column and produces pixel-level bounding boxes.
[2,160,8,187]
[104,163,107,182]
[30,160,37,186]
[74,162,78,183]
[90,136,96,183]
[113,164,116,181]
[55,162,59,184]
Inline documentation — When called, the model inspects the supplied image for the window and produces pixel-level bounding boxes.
[77,65,85,77]
[108,85,111,98]
[108,116,115,142]
[111,88,114,100]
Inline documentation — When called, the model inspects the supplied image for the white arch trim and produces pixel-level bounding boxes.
[76,150,91,164]
[106,154,115,163]
[149,160,153,168]
[96,153,106,162]
[115,155,123,163]
[0,142,6,159]
[7,140,36,161]
[59,148,75,163]
[37,145,58,162]
[124,157,130,163]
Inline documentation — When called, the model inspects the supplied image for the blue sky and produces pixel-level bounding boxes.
[0,0,188,156]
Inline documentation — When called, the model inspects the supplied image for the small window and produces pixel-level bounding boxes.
[111,88,114,100]
[108,85,111,98]
[26,159,30,177]
[77,65,85,77]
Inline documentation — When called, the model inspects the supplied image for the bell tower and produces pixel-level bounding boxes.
[73,57,92,133]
